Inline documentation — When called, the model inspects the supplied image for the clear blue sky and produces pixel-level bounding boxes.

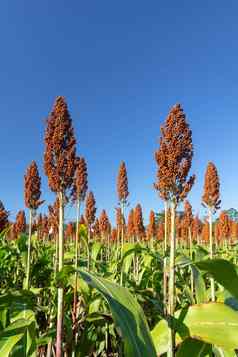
[0,1,237,223]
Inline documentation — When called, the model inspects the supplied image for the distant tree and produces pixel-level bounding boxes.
[225,208,238,222]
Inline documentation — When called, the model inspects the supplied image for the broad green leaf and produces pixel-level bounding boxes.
[194,246,209,261]
[177,338,212,357]
[11,310,35,324]
[213,346,236,357]
[151,319,169,355]
[143,254,153,268]
[121,243,135,275]
[191,265,207,303]
[182,303,238,349]
[175,254,191,268]
[11,310,36,356]
[0,318,32,356]
[196,259,238,300]
[0,291,36,313]
[78,269,157,357]
[91,242,103,264]
[152,303,238,354]
[69,275,90,297]
[88,298,102,314]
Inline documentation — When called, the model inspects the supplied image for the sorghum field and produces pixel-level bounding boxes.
[1,99,238,357]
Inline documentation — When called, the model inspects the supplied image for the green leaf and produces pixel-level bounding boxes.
[78,269,157,357]
[91,242,103,265]
[177,338,212,357]
[121,243,135,275]
[213,346,236,357]
[191,265,207,304]
[194,246,209,261]
[0,291,36,313]
[142,254,153,268]
[0,309,9,331]
[151,319,169,355]
[196,259,238,300]
[11,310,35,324]
[0,318,32,356]
[152,303,238,354]
[183,303,238,349]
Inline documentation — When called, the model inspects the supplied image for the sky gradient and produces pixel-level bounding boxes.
[0,1,238,223]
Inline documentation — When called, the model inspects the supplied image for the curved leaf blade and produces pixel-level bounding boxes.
[78,269,157,357]
[196,259,238,300]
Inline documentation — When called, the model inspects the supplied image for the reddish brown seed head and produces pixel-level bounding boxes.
[71,157,88,202]
[15,210,26,235]
[192,215,202,239]
[111,228,117,241]
[92,218,100,237]
[147,210,157,239]
[154,104,195,204]
[65,222,75,239]
[117,161,129,203]
[115,207,125,231]
[99,209,110,235]
[183,200,193,227]
[44,96,76,194]
[48,198,60,236]
[202,162,221,211]
[127,209,135,237]
[24,161,43,210]
[218,211,230,240]
[202,220,210,242]
[157,223,164,241]
[85,191,96,226]
[134,204,145,238]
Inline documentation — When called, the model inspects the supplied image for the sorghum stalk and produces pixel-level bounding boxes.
[44,96,76,357]
[168,200,176,357]
[154,104,195,357]
[24,160,42,290]
[202,162,221,302]
[208,208,215,301]
[25,208,32,290]
[117,161,129,252]
[163,200,168,315]
[56,191,64,357]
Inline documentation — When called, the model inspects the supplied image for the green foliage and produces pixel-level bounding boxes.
[1,232,238,356]
[78,269,157,357]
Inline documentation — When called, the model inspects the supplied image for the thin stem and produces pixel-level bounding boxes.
[73,199,81,354]
[56,192,64,357]
[163,201,168,315]
[208,208,215,302]
[25,208,32,290]
[188,227,194,296]
[121,201,125,253]
[168,201,176,357]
